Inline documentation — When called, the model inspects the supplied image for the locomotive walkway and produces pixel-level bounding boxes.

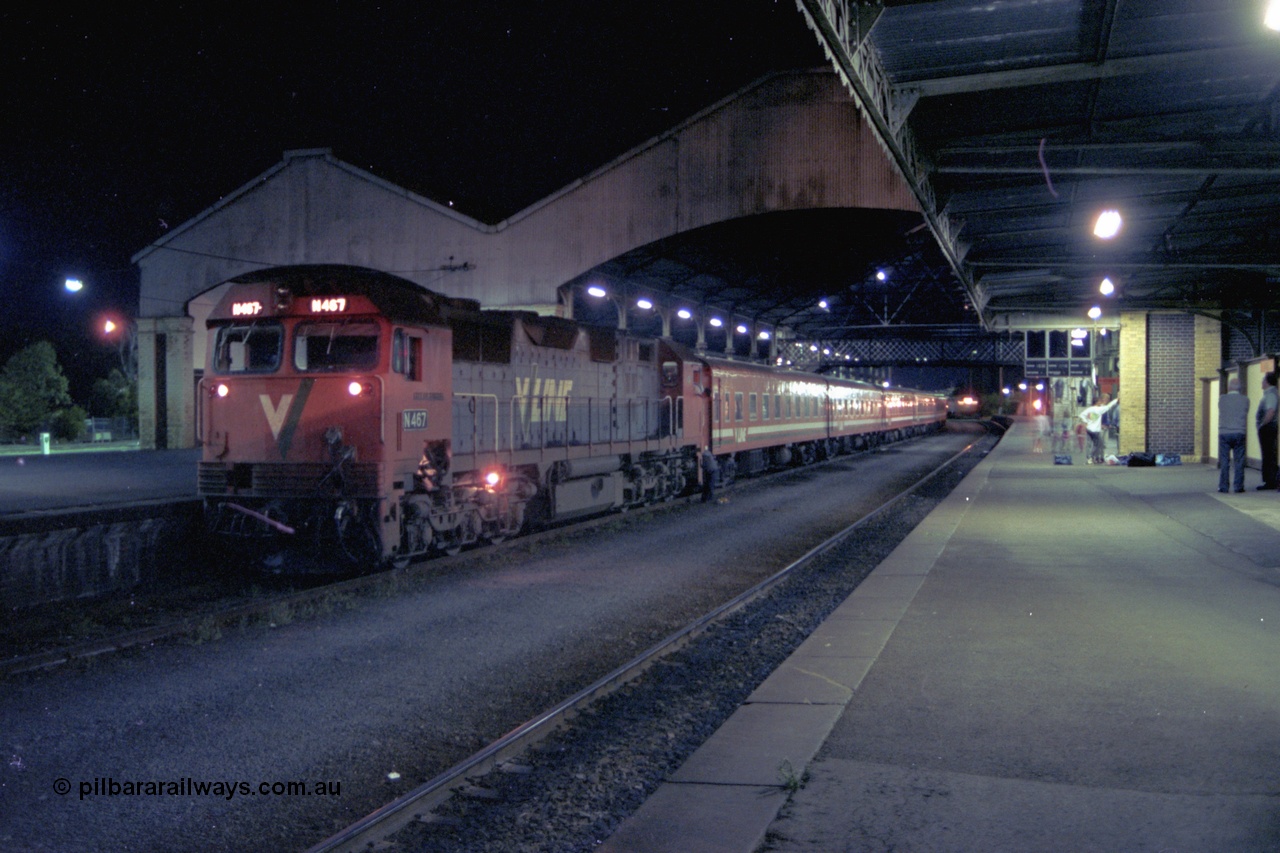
[600,421,1280,852]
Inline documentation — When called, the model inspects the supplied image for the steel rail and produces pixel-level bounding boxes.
[304,435,983,853]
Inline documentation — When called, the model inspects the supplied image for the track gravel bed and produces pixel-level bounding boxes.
[373,433,998,852]
[0,426,990,853]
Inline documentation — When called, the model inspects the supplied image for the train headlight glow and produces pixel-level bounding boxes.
[484,469,502,488]
[216,383,230,398]
[348,381,373,397]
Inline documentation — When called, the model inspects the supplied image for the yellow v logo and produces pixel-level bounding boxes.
[259,393,295,440]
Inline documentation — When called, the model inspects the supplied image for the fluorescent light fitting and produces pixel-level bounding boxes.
[1088,306,1103,320]
[1099,277,1115,296]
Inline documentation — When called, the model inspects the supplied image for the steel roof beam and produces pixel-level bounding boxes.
[794,0,987,323]
[895,47,1265,100]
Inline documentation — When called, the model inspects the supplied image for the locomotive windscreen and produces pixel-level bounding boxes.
[294,321,380,371]
[213,322,283,373]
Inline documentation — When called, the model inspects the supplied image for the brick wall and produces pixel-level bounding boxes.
[1147,313,1196,454]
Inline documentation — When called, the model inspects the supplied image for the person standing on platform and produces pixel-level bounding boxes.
[1079,394,1119,464]
[700,446,719,503]
[1218,376,1250,493]
[1257,371,1279,490]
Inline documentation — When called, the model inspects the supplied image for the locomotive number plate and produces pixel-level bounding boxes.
[402,409,429,430]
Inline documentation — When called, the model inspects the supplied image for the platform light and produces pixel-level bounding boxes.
[676,308,693,320]
[818,299,829,310]
[64,277,84,293]
[1099,277,1115,296]
[1267,0,1280,30]
[1088,306,1103,320]
[736,324,748,335]
[1071,328,1088,339]
[876,270,887,282]
[1093,209,1122,239]
[708,317,723,328]
[757,330,770,340]
[635,298,653,310]
[586,285,607,298]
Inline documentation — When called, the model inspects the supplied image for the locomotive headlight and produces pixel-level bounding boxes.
[215,383,230,398]
[483,469,503,489]
[348,381,374,397]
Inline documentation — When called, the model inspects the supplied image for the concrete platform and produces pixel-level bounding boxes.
[600,424,1280,853]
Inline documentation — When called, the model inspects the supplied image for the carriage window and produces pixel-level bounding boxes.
[294,321,380,372]
[661,361,679,385]
[213,322,283,373]
[785,394,792,418]
[749,393,758,420]
[714,392,720,423]
[774,395,781,419]
[761,393,770,420]
[734,392,744,421]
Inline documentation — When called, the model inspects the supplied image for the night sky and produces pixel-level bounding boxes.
[1,2,824,396]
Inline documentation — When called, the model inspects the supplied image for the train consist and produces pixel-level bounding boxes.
[198,265,947,571]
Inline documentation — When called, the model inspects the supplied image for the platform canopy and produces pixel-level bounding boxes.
[576,1,1280,339]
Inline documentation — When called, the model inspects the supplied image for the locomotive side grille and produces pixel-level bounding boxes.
[198,461,380,497]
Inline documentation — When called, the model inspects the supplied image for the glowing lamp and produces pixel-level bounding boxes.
[484,470,502,488]
[709,317,723,328]
[736,324,748,335]
[1088,306,1103,320]
[216,384,230,398]
[1099,277,1115,296]
[677,308,692,320]
[348,381,365,396]
[636,298,653,310]
[1268,0,1280,30]
[757,330,770,340]
[64,278,84,293]
[1093,210,1122,239]
[586,285,607,298]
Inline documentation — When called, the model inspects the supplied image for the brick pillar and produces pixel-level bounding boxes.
[136,316,196,450]
[1118,311,1147,454]
[1192,314,1222,463]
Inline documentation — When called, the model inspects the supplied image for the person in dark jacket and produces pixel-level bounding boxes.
[1257,371,1278,490]
[700,446,719,503]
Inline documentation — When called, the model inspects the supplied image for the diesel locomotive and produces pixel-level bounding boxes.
[198,265,946,571]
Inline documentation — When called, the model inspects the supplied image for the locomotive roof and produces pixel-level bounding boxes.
[226,264,481,325]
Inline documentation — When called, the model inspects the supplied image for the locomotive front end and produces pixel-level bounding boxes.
[199,278,393,571]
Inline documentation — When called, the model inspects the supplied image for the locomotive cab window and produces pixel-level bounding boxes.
[213,322,283,373]
[393,329,422,380]
[295,321,380,372]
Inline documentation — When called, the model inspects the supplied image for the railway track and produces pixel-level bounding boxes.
[0,431,969,680]
[303,431,992,853]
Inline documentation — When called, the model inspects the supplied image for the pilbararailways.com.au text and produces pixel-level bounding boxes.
[56,777,341,801]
